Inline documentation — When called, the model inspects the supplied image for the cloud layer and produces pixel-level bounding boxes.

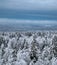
[0,0,57,10]
[0,18,57,24]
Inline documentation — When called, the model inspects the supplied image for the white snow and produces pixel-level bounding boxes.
[0,31,57,65]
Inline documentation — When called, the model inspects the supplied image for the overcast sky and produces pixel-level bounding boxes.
[0,0,57,31]
[0,0,57,21]
[0,0,57,10]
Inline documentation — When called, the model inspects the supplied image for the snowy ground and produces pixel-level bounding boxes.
[0,31,57,65]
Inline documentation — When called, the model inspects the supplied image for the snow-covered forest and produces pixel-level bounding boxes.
[0,31,57,65]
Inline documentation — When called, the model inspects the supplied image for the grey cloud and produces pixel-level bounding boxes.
[0,0,57,10]
[0,18,57,24]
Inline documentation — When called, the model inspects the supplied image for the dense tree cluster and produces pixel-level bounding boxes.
[0,31,57,65]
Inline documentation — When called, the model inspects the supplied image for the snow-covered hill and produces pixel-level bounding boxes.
[0,31,57,65]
